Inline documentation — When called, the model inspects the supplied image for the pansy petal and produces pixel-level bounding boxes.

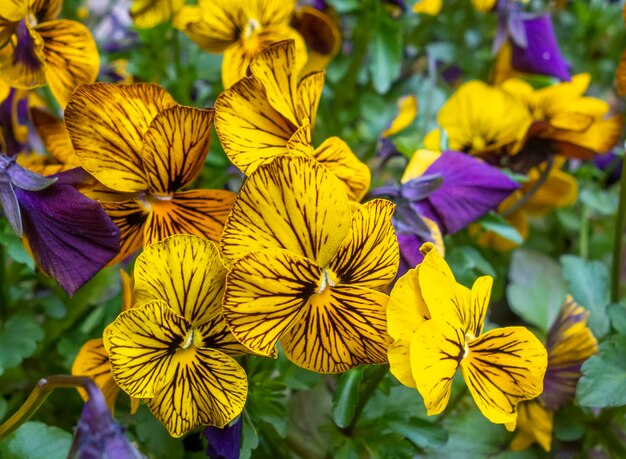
[467,276,492,338]
[221,155,352,266]
[250,40,305,126]
[418,245,471,331]
[382,95,418,138]
[223,248,319,357]
[30,107,78,165]
[388,266,430,341]
[101,199,148,265]
[522,166,577,216]
[292,6,341,76]
[548,115,624,159]
[296,71,325,129]
[543,297,597,410]
[410,320,463,416]
[145,348,247,437]
[71,338,119,411]
[130,0,185,28]
[286,123,314,158]
[144,189,236,245]
[106,300,189,399]
[461,327,547,427]
[196,315,250,356]
[65,83,176,193]
[242,0,296,26]
[510,400,553,452]
[215,77,292,175]
[141,106,214,194]
[0,20,46,89]
[37,20,99,108]
[313,136,371,202]
[329,199,398,290]
[16,178,121,295]
[617,50,626,96]
[280,285,391,373]
[173,4,240,52]
[134,234,226,326]
[388,338,416,388]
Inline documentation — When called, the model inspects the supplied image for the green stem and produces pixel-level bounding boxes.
[342,364,389,436]
[580,205,590,260]
[611,157,626,303]
[0,375,92,439]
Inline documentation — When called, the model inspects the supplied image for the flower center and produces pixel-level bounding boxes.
[180,328,204,350]
[463,332,476,359]
[317,268,337,294]
[244,18,261,41]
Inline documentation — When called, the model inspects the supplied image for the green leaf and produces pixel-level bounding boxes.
[580,188,618,215]
[478,212,524,245]
[240,413,259,459]
[560,255,610,337]
[0,314,44,375]
[506,250,567,332]
[134,406,184,458]
[387,418,448,449]
[332,367,364,428]
[0,421,71,459]
[39,296,67,320]
[368,15,402,94]
[0,395,7,420]
[577,334,626,407]
[608,302,626,335]
[0,231,34,270]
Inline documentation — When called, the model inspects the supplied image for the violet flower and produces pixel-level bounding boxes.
[494,1,570,80]
[0,89,30,157]
[204,417,243,459]
[0,157,120,295]
[68,379,144,459]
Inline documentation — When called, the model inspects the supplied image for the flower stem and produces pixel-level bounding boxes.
[0,375,92,439]
[342,364,389,436]
[610,156,626,303]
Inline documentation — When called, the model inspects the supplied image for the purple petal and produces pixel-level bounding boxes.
[400,174,443,201]
[510,14,571,81]
[204,417,242,459]
[68,380,144,459]
[594,152,622,187]
[397,232,432,278]
[0,89,29,157]
[0,174,23,236]
[14,174,120,295]
[416,151,519,235]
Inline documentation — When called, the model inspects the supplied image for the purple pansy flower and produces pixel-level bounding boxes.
[594,152,623,187]
[0,157,120,295]
[204,417,243,459]
[494,1,570,81]
[0,89,30,157]
[67,379,144,459]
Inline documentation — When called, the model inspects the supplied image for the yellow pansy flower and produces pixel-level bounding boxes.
[413,0,443,15]
[216,40,370,201]
[502,74,623,160]
[221,155,399,374]
[437,81,533,158]
[510,297,597,451]
[388,243,547,428]
[0,0,99,107]
[129,0,184,28]
[105,235,248,437]
[65,83,236,264]
[173,0,306,88]
[72,270,139,414]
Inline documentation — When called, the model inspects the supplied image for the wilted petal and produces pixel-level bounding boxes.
[15,172,121,295]
[416,151,519,234]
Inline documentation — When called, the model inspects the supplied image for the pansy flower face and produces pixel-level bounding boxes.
[510,297,597,452]
[174,0,306,88]
[105,235,248,437]
[221,155,399,373]
[216,40,370,201]
[0,0,99,107]
[65,83,236,264]
[388,244,547,428]
[437,81,532,158]
[502,74,623,161]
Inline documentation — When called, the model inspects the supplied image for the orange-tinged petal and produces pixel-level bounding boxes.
[220,155,352,266]
[521,165,578,216]
[30,107,78,166]
[144,189,236,245]
[37,19,99,108]
[0,20,46,89]
[296,71,324,130]
[313,136,371,202]
[329,199,398,290]
[215,77,293,174]
[71,338,119,412]
[223,248,319,357]
[101,199,148,265]
[65,83,176,193]
[144,347,247,437]
[292,6,341,75]
[141,106,214,194]
[547,115,624,159]
[280,285,391,373]
[461,327,547,428]
[410,319,463,415]
[134,235,226,326]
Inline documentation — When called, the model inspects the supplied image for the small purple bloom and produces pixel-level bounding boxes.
[204,417,242,459]
[397,232,432,275]
[413,151,519,235]
[594,152,622,187]
[13,168,120,295]
[67,379,144,459]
